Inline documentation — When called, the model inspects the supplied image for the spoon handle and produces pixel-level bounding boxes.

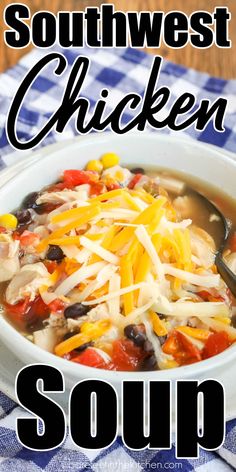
[215,254,236,298]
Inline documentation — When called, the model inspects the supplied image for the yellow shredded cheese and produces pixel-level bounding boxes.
[37,205,101,252]
[150,311,168,336]
[110,197,166,252]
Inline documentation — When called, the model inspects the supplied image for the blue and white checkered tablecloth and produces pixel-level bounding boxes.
[0,45,236,471]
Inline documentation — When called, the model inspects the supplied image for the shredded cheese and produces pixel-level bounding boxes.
[37,205,101,252]
[82,282,149,306]
[135,225,165,283]
[108,273,121,319]
[55,261,106,296]
[80,236,120,265]
[120,255,134,315]
[162,264,220,287]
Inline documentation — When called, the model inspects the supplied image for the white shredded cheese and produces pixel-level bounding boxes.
[163,264,220,288]
[80,236,119,265]
[55,261,106,296]
[82,282,150,306]
[158,216,192,234]
[152,300,229,318]
[122,299,156,326]
[108,273,121,319]
[142,314,173,367]
[76,264,119,303]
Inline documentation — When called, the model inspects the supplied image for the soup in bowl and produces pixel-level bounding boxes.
[0,133,235,378]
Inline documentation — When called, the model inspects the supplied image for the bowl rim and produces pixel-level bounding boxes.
[0,131,236,381]
[1,132,236,195]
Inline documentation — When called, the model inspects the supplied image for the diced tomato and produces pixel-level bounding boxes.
[89,182,106,196]
[12,231,21,240]
[198,290,224,303]
[47,182,73,192]
[62,170,97,187]
[111,339,145,371]
[72,348,108,369]
[106,182,120,191]
[202,331,231,359]
[29,296,50,319]
[229,232,236,252]
[5,295,50,330]
[48,299,65,313]
[5,297,31,329]
[20,231,39,247]
[197,290,211,301]
[163,330,201,366]
[175,331,202,363]
[128,174,143,189]
[0,226,7,233]
[162,333,179,355]
[44,260,58,274]
[5,296,31,315]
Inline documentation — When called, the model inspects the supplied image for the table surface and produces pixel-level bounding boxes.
[0,0,235,78]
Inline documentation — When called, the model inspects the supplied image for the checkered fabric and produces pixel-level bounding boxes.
[0,46,236,471]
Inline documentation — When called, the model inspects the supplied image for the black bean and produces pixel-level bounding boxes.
[231,315,236,329]
[46,245,64,262]
[75,342,93,353]
[158,335,167,346]
[124,324,147,347]
[33,204,52,215]
[64,303,90,319]
[21,192,39,209]
[21,192,50,215]
[143,340,154,353]
[130,167,145,175]
[63,332,76,341]
[15,209,32,226]
[141,355,158,371]
[62,333,92,353]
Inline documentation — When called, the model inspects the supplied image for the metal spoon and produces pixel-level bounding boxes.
[190,190,236,298]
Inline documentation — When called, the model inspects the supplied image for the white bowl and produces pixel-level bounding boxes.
[0,133,236,393]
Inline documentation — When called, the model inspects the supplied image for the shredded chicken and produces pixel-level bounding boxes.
[36,187,90,205]
[6,262,50,304]
[190,226,215,269]
[102,165,132,186]
[33,326,66,353]
[0,234,20,282]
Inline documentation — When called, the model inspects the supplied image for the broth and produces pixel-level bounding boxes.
[146,167,236,249]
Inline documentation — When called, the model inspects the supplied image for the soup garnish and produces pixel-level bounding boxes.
[0,153,236,371]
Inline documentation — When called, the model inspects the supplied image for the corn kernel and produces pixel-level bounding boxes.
[100,152,120,169]
[0,213,18,230]
[86,159,103,173]
[160,359,179,370]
